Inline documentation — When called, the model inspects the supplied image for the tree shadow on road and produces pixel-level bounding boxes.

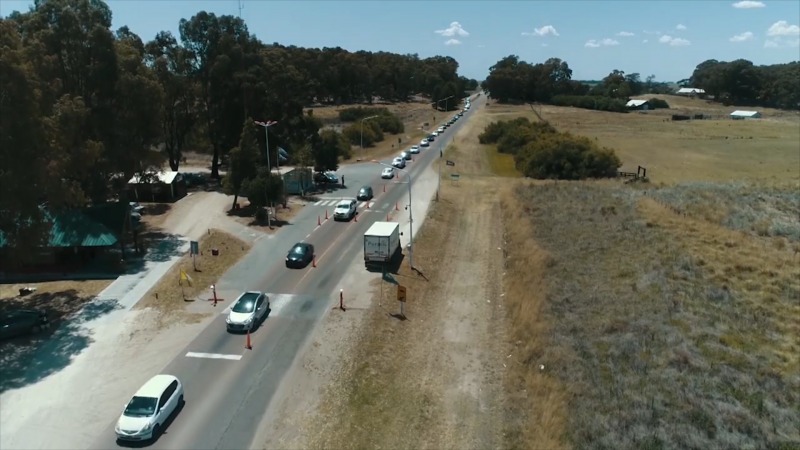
[0,294,122,394]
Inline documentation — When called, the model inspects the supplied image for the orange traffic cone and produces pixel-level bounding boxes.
[325,209,329,220]
[317,215,321,226]
[395,202,399,211]
[312,256,317,268]
[245,330,252,350]
[354,213,358,222]
[383,184,386,193]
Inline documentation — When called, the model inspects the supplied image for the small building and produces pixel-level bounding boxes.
[0,202,131,273]
[729,110,761,120]
[127,170,187,202]
[282,167,313,195]
[676,87,706,96]
[626,99,650,110]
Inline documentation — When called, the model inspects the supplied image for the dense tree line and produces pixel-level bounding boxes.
[0,0,475,251]
[478,118,621,179]
[688,59,800,109]
[483,55,800,111]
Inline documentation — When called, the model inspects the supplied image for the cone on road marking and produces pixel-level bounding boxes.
[317,215,321,226]
[245,329,253,350]
[383,184,386,193]
[395,202,399,211]
[312,256,317,268]
[325,209,329,220]
[354,213,358,222]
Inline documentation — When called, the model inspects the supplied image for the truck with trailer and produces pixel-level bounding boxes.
[363,221,401,266]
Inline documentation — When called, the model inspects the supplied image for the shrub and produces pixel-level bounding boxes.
[375,114,404,134]
[342,121,383,147]
[551,95,628,113]
[648,97,670,109]
[479,118,621,179]
[254,207,268,223]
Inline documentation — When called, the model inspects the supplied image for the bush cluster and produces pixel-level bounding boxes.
[338,107,404,147]
[647,97,670,109]
[478,117,621,179]
[550,95,628,113]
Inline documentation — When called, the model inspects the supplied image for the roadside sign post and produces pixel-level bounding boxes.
[397,285,407,318]
[190,240,199,271]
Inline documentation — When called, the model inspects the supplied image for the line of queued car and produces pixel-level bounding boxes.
[114,103,476,445]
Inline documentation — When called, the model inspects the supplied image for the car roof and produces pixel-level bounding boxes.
[360,185,372,190]
[134,374,179,398]
[336,199,355,206]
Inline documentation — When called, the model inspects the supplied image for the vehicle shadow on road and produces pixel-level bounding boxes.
[0,297,123,394]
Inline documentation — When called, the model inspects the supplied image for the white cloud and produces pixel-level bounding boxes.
[659,35,691,46]
[617,31,635,37]
[767,20,800,36]
[730,31,754,42]
[541,43,548,47]
[676,24,687,30]
[764,39,779,47]
[643,30,662,35]
[435,21,469,38]
[444,39,461,46]
[523,25,559,37]
[763,36,800,48]
[585,38,619,48]
[732,0,766,8]
[643,39,649,43]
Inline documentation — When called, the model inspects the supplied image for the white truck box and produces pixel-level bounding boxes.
[364,221,401,263]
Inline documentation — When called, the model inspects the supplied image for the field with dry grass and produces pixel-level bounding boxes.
[135,229,250,325]
[531,94,800,185]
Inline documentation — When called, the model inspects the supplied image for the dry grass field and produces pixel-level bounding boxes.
[489,98,800,448]
[533,94,800,185]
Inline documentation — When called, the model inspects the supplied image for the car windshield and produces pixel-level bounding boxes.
[291,245,306,255]
[232,293,259,313]
[124,396,157,417]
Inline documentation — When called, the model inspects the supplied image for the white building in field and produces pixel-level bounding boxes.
[626,99,650,110]
[676,87,706,96]
[729,110,761,120]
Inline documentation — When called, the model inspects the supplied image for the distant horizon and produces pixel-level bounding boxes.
[2,0,798,82]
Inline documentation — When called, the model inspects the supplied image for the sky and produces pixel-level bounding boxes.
[2,0,799,82]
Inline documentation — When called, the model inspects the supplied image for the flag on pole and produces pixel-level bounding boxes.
[278,146,289,162]
[180,269,193,286]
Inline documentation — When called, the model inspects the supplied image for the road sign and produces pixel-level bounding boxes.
[190,241,199,255]
[397,285,407,302]
[450,173,460,181]
[446,160,455,166]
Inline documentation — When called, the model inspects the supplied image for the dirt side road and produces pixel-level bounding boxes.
[259,99,513,449]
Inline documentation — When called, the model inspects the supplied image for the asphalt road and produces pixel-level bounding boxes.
[90,95,483,450]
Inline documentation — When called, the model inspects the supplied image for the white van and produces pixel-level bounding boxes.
[115,374,184,442]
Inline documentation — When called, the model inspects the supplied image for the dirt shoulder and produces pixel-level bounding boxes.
[259,100,515,449]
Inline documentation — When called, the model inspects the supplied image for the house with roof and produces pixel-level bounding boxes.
[676,87,706,96]
[729,110,761,120]
[0,202,132,273]
[626,99,650,110]
[127,170,187,202]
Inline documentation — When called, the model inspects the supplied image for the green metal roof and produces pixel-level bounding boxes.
[0,206,121,249]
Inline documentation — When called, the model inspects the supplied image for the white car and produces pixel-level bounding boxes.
[437,126,445,133]
[334,199,357,221]
[392,157,406,169]
[381,167,395,179]
[409,145,420,154]
[420,139,430,147]
[431,131,439,137]
[115,374,184,442]
[400,151,411,160]
[226,291,269,332]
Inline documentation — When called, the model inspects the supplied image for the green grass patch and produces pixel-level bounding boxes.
[486,145,521,177]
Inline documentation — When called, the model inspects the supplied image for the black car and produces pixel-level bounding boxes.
[357,185,374,201]
[286,242,315,268]
[427,134,436,142]
[314,171,339,184]
[0,309,50,341]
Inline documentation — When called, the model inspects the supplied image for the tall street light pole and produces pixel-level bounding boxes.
[254,119,278,229]
[254,120,278,170]
[372,160,414,270]
[360,115,379,156]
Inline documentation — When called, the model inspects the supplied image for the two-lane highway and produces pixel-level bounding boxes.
[90,95,483,450]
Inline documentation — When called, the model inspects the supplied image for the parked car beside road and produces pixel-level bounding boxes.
[0,309,49,341]
[381,167,395,179]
